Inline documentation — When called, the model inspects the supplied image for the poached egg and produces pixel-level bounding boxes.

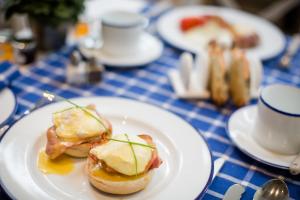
[53,107,106,141]
[90,134,153,176]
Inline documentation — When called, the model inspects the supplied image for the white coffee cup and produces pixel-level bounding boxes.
[252,84,300,155]
[101,11,148,56]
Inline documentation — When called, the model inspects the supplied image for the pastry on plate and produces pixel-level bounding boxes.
[207,42,229,106]
[228,48,250,107]
[86,133,162,194]
[46,105,112,159]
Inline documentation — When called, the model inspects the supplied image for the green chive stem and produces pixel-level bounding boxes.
[54,107,74,114]
[125,134,138,176]
[108,138,155,149]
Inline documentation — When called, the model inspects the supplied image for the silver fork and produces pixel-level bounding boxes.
[0,97,49,139]
[279,34,300,68]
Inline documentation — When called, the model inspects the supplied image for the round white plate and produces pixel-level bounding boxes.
[0,97,213,200]
[96,33,163,67]
[157,6,285,60]
[0,88,17,126]
[227,105,296,169]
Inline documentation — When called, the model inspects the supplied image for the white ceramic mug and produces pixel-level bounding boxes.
[252,84,300,155]
[101,11,148,56]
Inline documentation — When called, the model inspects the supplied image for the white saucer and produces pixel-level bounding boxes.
[0,87,17,126]
[96,33,163,67]
[227,105,297,169]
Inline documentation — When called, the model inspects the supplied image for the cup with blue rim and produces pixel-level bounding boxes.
[101,11,149,56]
[252,84,300,155]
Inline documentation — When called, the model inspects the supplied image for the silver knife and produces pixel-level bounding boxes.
[0,97,47,140]
[0,125,9,138]
[213,157,226,179]
[223,184,245,200]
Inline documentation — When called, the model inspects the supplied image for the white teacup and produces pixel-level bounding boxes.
[252,84,300,155]
[101,11,148,56]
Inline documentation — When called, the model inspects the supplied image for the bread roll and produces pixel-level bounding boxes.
[86,156,153,194]
[229,48,250,107]
[208,43,229,106]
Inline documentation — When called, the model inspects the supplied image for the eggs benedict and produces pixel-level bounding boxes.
[86,133,162,194]
[46,105,112,159]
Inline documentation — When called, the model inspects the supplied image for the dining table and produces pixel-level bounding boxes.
[1,2,300,200]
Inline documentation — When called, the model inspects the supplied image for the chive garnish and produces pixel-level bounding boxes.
[125,134,138,176]
[54,107,74,114]
[108,138,155,149]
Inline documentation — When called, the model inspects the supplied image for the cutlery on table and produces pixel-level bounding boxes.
[0,97,48,139]
[223,184,245,200]
[253,178,289,200]
[279,34,300,68]
[213,156,226,179]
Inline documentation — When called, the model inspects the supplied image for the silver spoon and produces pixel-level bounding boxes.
[253,178,289,200]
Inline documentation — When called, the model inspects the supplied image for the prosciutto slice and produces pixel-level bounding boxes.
[139,134,162,170]
[46,126,82,159]
[46,124,111,159]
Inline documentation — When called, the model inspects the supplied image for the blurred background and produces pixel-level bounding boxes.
[1,0,300,33]
[1,0,300,64]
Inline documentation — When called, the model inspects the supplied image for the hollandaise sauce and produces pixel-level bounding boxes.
[92,167,146,182]
[38,151,75,175]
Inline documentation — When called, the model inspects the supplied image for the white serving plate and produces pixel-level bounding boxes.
[0,97,213,200]
[157,6,285,60]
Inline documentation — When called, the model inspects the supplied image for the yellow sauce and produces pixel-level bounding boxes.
[92,167,146,182]
[38,151,75,175]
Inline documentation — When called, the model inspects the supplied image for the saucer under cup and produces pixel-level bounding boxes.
[227,105,297,169]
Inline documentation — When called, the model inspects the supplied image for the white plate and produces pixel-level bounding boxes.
[157,6,285,60]
[0,88,17,126]
[96,33,163,67]
[0,97,213,200]
[227,105,296,169]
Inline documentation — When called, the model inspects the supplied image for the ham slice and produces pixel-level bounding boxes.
[139,134,162,170]
[46,122,112,160]
[46,126,83,159]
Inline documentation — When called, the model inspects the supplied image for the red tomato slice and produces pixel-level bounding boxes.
[180,16,208,32]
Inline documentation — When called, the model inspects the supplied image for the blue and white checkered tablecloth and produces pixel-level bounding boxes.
[1,6,300,200]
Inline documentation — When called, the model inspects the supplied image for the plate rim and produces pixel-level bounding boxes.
[0,87,18,127]
[157,5,285,60]
[97,33,163,68]
[0,96,213,199]
[226,105,292,169]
